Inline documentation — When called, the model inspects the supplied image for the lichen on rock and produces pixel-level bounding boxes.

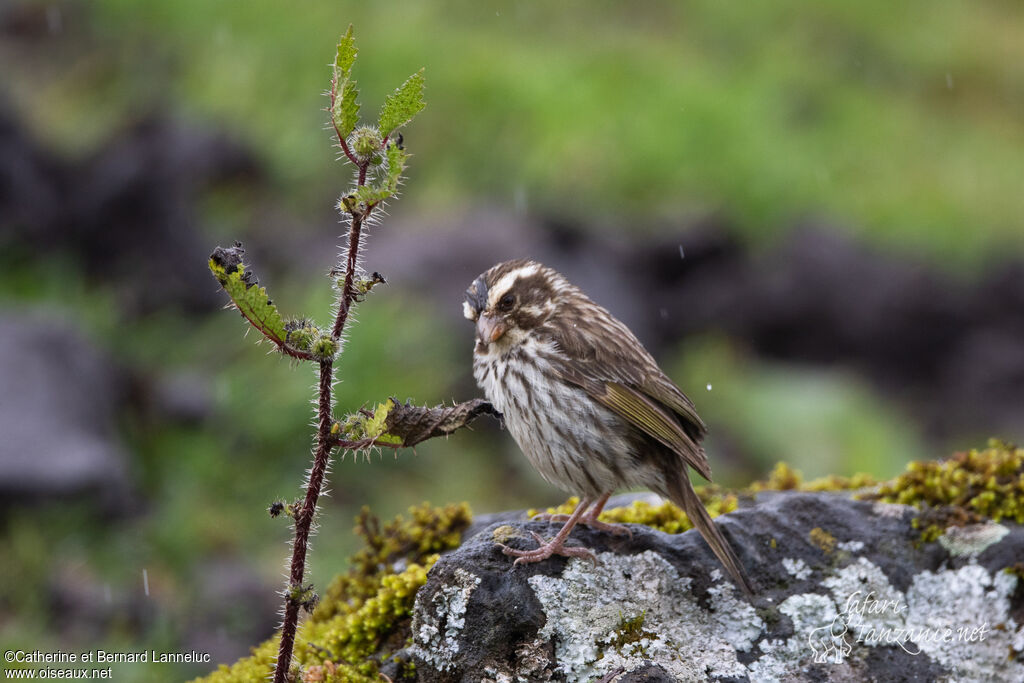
[409,567,481,672]
[526,550,761,680]
[197,443,1024,682]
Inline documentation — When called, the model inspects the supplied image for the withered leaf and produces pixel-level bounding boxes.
[383,398,500,448]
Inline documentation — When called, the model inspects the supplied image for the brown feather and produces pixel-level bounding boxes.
[663,469,754,596]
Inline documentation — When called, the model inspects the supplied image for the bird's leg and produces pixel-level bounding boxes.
[498,497,597,565]
[531,493,633,538]
[530,501,584,524]
[579,492,633,539]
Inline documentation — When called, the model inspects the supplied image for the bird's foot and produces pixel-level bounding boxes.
[580,516,633,539]
[497,531,598,566]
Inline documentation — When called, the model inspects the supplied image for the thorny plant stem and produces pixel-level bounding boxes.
[273,64,391,677]
[273,132,378,681]
[275,359,333,683]
[332,212,364,339]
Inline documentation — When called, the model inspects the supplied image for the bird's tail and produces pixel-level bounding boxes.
[665,473,753,596]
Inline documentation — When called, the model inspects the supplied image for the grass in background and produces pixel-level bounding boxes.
[10,0,1006,267]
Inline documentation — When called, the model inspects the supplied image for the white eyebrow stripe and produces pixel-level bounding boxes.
[487,264,540,308]
[462,300,478,320]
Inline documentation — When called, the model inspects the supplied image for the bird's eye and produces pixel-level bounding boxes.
[498,293,515,311]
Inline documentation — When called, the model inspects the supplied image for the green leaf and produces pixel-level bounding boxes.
[332,26,361,138]
[209,258,287,346]
[377,68,425,136]
[333,24,357,82]
[383,142,407,191]
[333,81,360,138]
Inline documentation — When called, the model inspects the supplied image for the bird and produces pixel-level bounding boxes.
[464,258,752,594]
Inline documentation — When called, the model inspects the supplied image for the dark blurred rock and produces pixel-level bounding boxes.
[0,102,263,316]
[143,371,214,426]
[641,224,1024,441]
[399,492,1022,681]
[0,96,65,240]
[0,311,130,504]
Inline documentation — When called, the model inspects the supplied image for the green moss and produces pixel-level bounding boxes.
[192,502,471,683]
[608,611,650,649]
[598,611,656,661]
[863,439,1024,541]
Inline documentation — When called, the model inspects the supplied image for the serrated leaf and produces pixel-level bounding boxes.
[333,81,360,138]
[378,68,425,136]
[209,251,288,349]
[333,25,357,82]
[331,26,361,138]
[383,142,407,191]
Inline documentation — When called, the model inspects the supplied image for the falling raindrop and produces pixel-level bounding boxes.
[706,383,712,391]
[659,308,668,320]
[514,186,528,215]
[143,569,150,597]
[946,73,953,90]
[679,245,686,259]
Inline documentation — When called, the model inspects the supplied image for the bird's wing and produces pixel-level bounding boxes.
[544,314,712,481]
[600,380,712,481]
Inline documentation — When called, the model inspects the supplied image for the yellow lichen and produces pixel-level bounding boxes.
[529,489,739,535]
[491,524,527,545]
[748,462,803,491]
[809,527,836,554]
[748,462,877,492]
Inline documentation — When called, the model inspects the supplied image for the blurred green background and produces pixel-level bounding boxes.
[1,0,1022,679]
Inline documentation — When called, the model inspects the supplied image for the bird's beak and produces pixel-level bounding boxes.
[476,314,507,346]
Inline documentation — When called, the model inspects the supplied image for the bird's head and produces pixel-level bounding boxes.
[463,259,565,352]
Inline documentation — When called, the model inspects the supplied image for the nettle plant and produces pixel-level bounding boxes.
[209,27,493,682]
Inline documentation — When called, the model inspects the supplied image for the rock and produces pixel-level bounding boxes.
[0,311,130,505]
[402,491,1024,682]
[0,100,264,316]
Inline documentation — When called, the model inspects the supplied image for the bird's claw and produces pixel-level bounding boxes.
[496,535,599,566]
